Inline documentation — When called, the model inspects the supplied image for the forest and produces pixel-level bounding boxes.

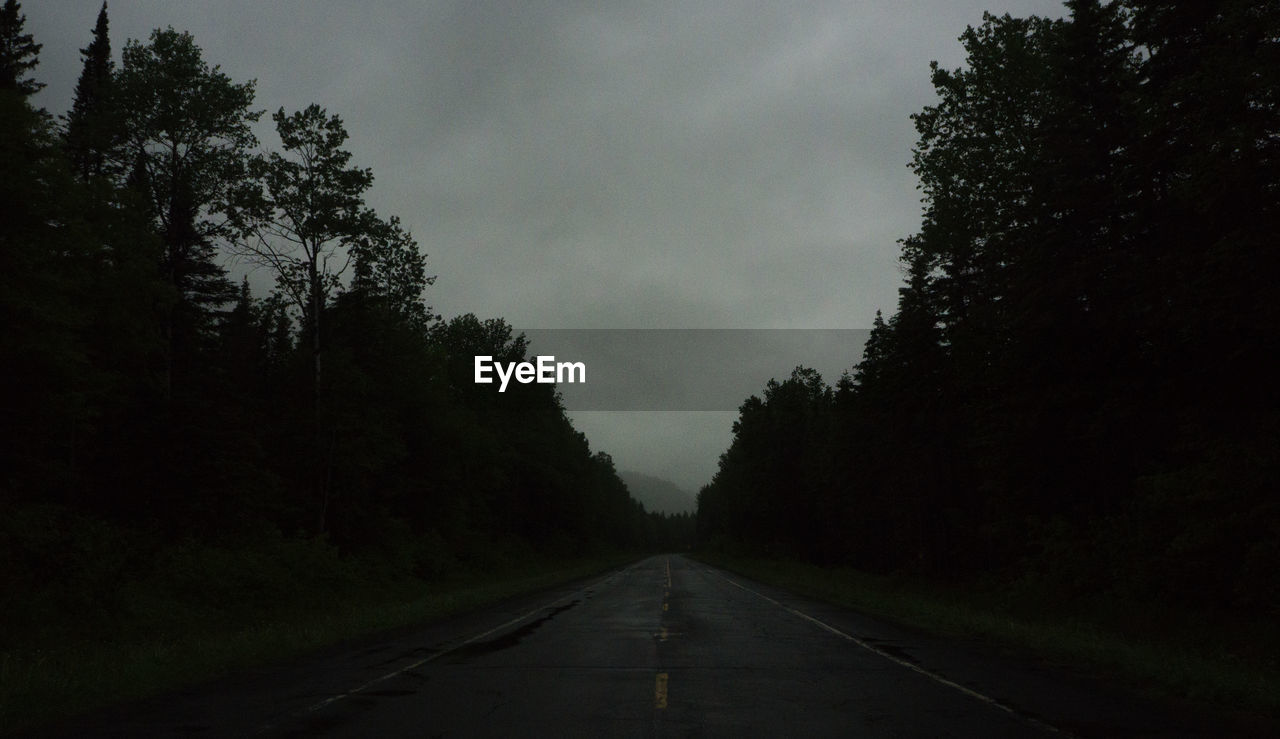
[0,0,692,658]
[697,0,1278,618]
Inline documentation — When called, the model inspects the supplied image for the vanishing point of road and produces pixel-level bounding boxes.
[59,555,1248,737]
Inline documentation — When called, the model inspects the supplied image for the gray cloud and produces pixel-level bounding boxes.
[28,0,1069,490]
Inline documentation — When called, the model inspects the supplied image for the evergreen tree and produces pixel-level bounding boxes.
[697,1,1279,613]
[0,84,91,502]
[64,3,119,182]
[0,0,42,96]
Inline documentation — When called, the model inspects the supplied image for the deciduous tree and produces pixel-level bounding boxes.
[116,28,260,395]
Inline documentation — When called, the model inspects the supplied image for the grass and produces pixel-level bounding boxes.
[0,552,638,735]
[692,551,1280,725]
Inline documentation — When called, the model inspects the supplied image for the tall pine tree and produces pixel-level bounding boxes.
[0,0,42,97]
[64,3,119,182]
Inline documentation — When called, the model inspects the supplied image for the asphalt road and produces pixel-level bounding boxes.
[54,555,1253,737]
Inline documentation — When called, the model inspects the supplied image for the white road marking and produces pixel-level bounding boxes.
[705,564,1071,737]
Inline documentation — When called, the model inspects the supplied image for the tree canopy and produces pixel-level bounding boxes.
[0,0,43,96]
[698,0,1280,615]
[2,8,684,659]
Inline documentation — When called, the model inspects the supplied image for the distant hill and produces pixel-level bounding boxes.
[620,470,697,515]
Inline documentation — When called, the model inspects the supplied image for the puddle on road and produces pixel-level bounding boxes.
[271,599,582,735]
[443,600,580,663]
[268,606,596,737]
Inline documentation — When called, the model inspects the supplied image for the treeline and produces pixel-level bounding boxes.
[0,1,678,639]
[698,0,1278,614]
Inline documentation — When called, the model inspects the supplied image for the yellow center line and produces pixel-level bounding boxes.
[654,672,669,709]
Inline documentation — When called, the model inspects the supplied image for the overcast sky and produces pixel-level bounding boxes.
[28,0,1068,492]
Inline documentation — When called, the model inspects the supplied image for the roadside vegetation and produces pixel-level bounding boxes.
[695,0,1278,725]
[0,2,690,734]
[1,545,637,734]
[695,552,1280,722]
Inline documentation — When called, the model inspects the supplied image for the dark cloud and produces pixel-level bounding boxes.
[27,0,1068,490]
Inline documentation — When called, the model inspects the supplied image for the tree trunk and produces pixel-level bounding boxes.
[310,256,328,536]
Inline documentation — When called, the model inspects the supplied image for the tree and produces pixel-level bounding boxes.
[0,82,92,502]
[227,104,376,408]
[696,0,1280,613]
[349,215,435,332]
[0,0,43,96]
[226,104,430,534]
[115,28,260,395]
[64,3,119,182]
[695,367,835,559]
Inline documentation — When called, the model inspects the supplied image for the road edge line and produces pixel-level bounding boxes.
[705,564,1072,737]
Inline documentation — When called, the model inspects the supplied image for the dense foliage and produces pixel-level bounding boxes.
[0,3,681,645]
[698,0,1279,615]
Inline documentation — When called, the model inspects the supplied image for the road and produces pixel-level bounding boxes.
[56,555,1248,737]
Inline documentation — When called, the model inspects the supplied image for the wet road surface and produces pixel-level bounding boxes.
[55,555,1252,737]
